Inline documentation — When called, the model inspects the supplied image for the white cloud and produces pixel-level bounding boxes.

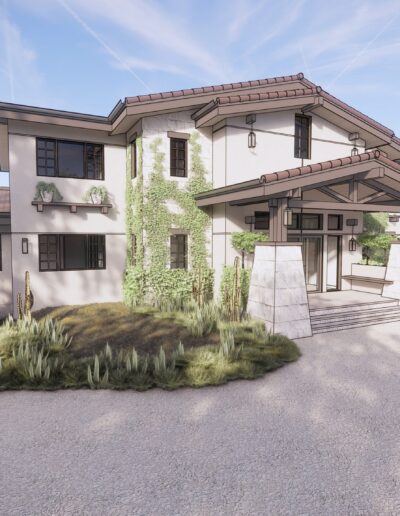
[227,0,268,43]
[60,0,226,80]
[0,14,43,103]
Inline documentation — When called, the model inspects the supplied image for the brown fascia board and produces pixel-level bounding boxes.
[125,73,306,104]
[0,101,114,132]
[196,150,400,207]
[110,76,310,134]
[192,88,322,127]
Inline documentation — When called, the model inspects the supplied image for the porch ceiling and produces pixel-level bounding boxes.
[195,151,400,213]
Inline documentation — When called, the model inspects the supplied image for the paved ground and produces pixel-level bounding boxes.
[1,322,400,516]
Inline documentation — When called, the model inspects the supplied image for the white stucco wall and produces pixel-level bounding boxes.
[0,233,12,317]
[8,124,126,313]
[141,111,213,268]
[212,110,365,188]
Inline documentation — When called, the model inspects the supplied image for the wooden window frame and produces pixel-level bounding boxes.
[39,234,106,272]
[288,213,323,230]
[130,139,137,179]
[170,234,187,269]
[170,138,187,178]
[254,211,270,230]
[37,138,104,180]
[294,114,312,160]
[328,214,343,231]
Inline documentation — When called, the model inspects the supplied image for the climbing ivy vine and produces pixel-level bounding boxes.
[123,131,213,306]
[123,137,145,306]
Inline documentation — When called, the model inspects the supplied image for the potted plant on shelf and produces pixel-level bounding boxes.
[34,182,63,203]
[84,185,108,205]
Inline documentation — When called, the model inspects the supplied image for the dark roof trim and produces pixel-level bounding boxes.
[126,73,305,104]
[259,151,399,184]
[192,87,321,121]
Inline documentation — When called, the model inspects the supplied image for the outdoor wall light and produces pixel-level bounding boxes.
[283,209,293,226]
[21,238,29,254]
[248,130,256,148]
[349,237,357,252]
[351,146,359,156]
[246,113,257,148]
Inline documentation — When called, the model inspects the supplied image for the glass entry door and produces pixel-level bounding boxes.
[302,236,322,292]
[327,236,341,291]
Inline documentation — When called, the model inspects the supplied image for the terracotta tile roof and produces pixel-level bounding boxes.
[259,150,400,184]
[125,73,305,104]
[215,87,321,105]
[0,187,10,212]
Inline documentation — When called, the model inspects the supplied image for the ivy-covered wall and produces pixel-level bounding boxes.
[123,131,213,306]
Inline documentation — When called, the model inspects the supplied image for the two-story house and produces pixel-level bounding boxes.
[1,73,400,336]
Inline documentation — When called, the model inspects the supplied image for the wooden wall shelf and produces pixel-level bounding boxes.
[32,200,112,214]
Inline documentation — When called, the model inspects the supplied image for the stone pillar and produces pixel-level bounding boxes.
[247,242,312,339]
[382,242,400,299]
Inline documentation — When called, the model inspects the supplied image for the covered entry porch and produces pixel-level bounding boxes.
[196,151,400,338]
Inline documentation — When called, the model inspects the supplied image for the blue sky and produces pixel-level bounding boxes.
[0,0,399,134]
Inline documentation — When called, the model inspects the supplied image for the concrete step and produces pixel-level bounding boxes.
[311,305,400,324]
[309,298,399,317]
[312,314,400,333]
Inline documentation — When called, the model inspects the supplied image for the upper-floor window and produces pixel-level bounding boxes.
[294,114,311,159]
[170,138,187,177]
[130,139,137,179]
[39,234,105,271]
[170,234,187,269]
[37,138,104,180]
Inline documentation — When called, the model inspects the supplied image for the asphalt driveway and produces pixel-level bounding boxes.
[1,321,399,515]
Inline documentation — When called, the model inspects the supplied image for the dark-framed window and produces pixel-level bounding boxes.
[170,138,187,177]
[288,213,322,230]
[130,140,137,179]
[254,211,269,230]
[294,114,311,159]
[37,138,104,179]
[170,234,187,269]
[39,234,105,271]
[328,214,343,231]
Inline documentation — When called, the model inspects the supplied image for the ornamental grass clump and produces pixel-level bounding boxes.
[187,301,222,337]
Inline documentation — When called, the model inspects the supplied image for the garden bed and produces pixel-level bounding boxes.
[0,302,300,391]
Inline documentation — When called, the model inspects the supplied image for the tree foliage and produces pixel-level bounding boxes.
[231,231,268,254]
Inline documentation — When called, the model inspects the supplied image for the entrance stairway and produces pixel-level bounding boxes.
[310,297,400,334]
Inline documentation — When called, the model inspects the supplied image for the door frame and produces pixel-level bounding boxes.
[326,235,342,292]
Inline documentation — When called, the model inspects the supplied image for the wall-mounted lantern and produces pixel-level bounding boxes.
[246,113,257,149]
[346,218,358,251]
[351,147,359,156]
[248,130,256,148]
[349,237,357,252]
[22,238,29,254]
[283,209,293,226]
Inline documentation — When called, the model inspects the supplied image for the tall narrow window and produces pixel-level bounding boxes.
[130,140,137,179]
[294,115,311,159]
[37,139,56,177]
[170,234,187,269]
[170,138,187,177]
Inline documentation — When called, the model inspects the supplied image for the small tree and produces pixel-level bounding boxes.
[231,231,268,268]
[363,213,388,233]
[357,233,394,265]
